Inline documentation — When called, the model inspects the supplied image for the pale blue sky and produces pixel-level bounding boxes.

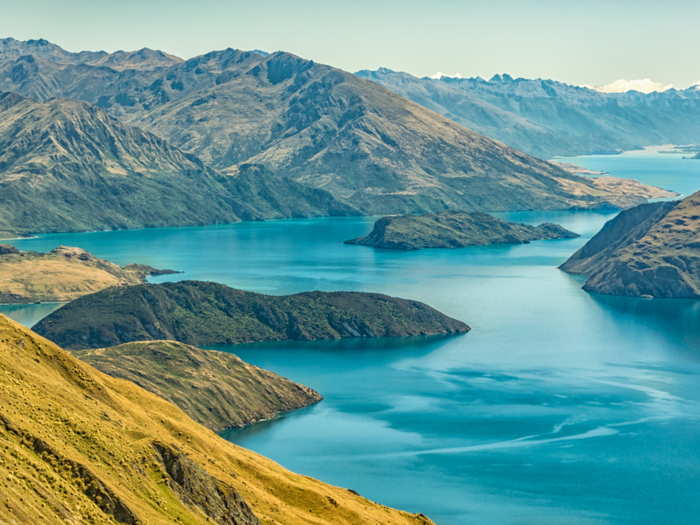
[3,0,699,88]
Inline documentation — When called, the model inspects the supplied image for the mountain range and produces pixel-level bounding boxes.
[0,38,666,229]
[355,69,700,159]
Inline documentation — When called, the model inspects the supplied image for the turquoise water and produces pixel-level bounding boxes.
[2,153,700,524]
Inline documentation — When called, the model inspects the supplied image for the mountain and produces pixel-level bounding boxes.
[0,245,179,304]
[560,193,700,298]
[345,211,579,250]
[0,91,356,236]
[0,314,434,524]
[33,281,470,350]
[72,340,322,431]
[0,38,665,215]
[355,68,700,159]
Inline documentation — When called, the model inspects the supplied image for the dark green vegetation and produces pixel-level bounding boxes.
[561,191,700,298]
[33,281,470,350]
[73,341,322,431]
[356,69,700,159]
[345,211,579,250]
[0,91,355,236]
[0,38,667,219]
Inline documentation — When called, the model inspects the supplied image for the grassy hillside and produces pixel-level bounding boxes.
[560,194,700,298]
[73,340,323,431]
[345,211,579,250]
[33,281,470,350]
[0,314,434,524]
[0,245,178,304]
[0,91,356,236]
[0,40,666,215]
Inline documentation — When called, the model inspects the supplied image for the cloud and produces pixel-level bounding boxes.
[430,71,462,80]
[594,79,673,94]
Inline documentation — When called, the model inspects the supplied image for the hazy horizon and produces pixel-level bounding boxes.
[3,0,700,90]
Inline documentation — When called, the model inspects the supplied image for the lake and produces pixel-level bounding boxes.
[2,151,700,524]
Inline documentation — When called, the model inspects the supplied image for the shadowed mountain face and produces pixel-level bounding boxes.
[561,192,700,298]
[0,39,661,215]
[355,68,700,159]
[0,91,356,236]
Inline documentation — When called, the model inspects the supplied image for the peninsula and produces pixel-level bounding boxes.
[73,340,323,431]
[345,211,579,250]
[33,281,470,350]
[561,190,700,298]
[0,245,179,304]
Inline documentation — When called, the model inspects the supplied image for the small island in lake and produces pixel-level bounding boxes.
[561,190,700,299]
[34,280,470,349]
[0,245,180,304]
[345,211,580,251]
[73,340,323,431]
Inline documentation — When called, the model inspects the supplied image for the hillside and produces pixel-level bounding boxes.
[0,314,434,524]
[0,91,356,236]
[560,193,700,298]
[355,68,700,159]
[0,245,179,304]
[0,39,666,215]
[33,281,470,350]
[73,340,323,431]
[345,211,579,250]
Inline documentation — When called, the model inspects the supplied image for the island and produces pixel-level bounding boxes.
[0,245,180,304]
[344,211,579,250]
[73,341,323,431]
[561,190,700,298]
[33,280,470,350]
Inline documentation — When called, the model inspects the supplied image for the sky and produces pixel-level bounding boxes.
[3,0,699,89]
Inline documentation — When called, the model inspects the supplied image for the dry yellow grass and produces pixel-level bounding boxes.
[0,246,174,304]
[0,314,434,524]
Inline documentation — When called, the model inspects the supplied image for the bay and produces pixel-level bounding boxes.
[2,151,700,524]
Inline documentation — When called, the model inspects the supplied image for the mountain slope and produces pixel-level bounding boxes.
[33,280,470,350]
[345,211,579,250]
[73,340,322,431]
[355,68,700,159]
[0,39,663,214]
[0,91,356,236]
[560,194,700,298]
[0,314,434,524]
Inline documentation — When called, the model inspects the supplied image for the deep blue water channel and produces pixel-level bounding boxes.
[3,151,700,524]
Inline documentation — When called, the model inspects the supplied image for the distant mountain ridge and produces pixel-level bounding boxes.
[355,68,700,159]
[0,37,665,216]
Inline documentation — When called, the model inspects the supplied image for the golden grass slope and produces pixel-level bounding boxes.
[0,245,176,304]
[73,340,323,432]
[0,314,434,525]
